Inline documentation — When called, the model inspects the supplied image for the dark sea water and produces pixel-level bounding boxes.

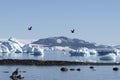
[0,65,120,80]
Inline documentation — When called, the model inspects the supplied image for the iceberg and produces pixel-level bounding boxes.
[8,37,24,47]
[33,47,44,57]
[0,37,44,58]
[0,45,9,53]
[69,50,85,56]
[2,37,23,53]
[99,53,116,61]
[69,47,97,57]
[2,41,15,52]
[97,49,116,56]
[22,44,34,53]
[89,49,97,56]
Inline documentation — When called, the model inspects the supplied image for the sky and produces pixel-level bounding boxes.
[0,0,120,45]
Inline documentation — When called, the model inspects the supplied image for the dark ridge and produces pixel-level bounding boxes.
[32,36,112,49]
[0,59,120,66]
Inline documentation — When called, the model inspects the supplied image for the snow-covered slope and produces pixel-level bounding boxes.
[32,36,112,49]
[22,44,33,53]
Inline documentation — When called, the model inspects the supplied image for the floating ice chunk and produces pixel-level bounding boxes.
[0,45,10,53]
[1,37,23,53]
[15,49,22,53]
[2,41,15,52]
[69,47,97,57]
[69,51,85,56]
[33,47,44,57]
[22,44,34,53]
[89,49,97,56]
[100,53,116,61]
[97,49,116,56]
[113,48,120,56]
[8,37,24,47]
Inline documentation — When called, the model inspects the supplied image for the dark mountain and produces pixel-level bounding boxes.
[0,41,3,43]
[32,36,112,49]
[114,45,120,49]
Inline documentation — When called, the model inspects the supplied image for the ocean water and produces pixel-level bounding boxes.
[0,65,120,80]
[1,51,120,80]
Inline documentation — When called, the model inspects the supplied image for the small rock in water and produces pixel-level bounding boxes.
[12,68,19,75]
[10,68,24,80]
[60,67,68,72]
[113,67,119,71]
[70,68,75,71]
[22,71,26,73]
[89,66,96,71]
[3,71,9,73]
[76,68,81,71]
[17,74,24,79]
[19,70,26,73]
[89,66,94,69]
[10,75,17,80]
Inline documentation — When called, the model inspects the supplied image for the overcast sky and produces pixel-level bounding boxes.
[0,0,120,45]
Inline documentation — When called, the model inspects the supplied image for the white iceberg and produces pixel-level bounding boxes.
[99,53,116,61]
[2,37,23,53]
[69,47,97,57]
[89,49,97,56]
[8,37,24,47]
[0,45,9,53]
[22,44,34,53]
[33,47,44,57]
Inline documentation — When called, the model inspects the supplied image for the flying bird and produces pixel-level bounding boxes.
[71,29,75,33]
[28,26,32,31]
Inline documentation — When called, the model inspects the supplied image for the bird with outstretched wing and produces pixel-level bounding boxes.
[28,26,32,30]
